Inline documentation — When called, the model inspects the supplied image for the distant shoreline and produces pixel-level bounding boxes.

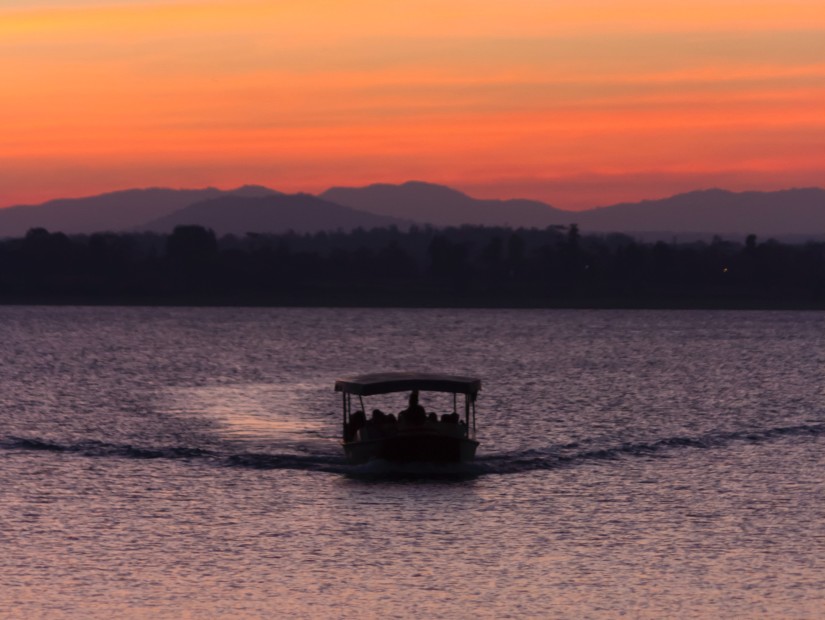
[3,226,822,312]
[1,295,822,311]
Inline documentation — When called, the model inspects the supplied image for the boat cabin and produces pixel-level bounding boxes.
[334,372,481,463]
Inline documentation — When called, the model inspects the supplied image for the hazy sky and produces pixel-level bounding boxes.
[2,0,823,209]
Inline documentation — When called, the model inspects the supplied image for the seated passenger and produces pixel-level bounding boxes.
[427,412,438,423]
[408,389,420,410]
[346,410,367,441]
[410,404,426,425]
[401,390,427,425]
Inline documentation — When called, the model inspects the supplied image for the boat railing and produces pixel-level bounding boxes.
[352,415,470,443]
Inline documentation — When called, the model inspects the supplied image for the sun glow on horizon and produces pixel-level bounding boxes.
[1,0,823,209]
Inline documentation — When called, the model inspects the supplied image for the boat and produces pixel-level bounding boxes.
[334,372,481,464]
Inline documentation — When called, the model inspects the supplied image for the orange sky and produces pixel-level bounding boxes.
[1,0,823,210]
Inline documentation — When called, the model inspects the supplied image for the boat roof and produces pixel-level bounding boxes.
[334,372,481,396]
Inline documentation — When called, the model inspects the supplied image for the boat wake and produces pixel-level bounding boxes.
[0,436,214,460]
[2,422,822,477]
[479,422,825,474]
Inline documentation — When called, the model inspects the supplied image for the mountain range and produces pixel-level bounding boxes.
[140,193,407,235]
[320,181,566,228]
[574,188,825,238]
[0,185,278,236]
[1,181,823,239]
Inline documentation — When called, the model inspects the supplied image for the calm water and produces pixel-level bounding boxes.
[1,306,823,618]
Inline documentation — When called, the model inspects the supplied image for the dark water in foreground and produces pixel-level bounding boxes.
[1,307,823,618]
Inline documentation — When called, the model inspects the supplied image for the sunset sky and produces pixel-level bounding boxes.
[2,0,823,210]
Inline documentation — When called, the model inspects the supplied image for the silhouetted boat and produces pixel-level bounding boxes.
[335,372,481,464]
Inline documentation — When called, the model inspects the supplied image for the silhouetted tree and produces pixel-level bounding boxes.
[480,236,504,282]
[166,226,218,262]
[429,235,468,282]
[505,233,525,279]
[0,224,822,307]
[165,226,219,294]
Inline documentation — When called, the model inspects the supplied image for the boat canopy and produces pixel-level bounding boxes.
[335,372,481,396]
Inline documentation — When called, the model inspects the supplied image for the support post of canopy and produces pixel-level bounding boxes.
[472,393,476,434]
[342,392,347,439]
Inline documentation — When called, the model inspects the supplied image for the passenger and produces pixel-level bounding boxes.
[411,404,426,425]
[386,413,397,424]
[346,410,367,440]
[371,408,386,424]
[427,412,438,423]
[399,390,426,425]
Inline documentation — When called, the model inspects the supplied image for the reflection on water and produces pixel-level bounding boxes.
[163,382,332,444]
[0,306,823,618]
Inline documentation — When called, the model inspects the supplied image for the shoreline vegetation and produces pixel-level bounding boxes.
[1,225,823,310]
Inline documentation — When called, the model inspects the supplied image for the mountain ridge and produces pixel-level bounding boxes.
[140,193,410,235]
[0,186,280,237]
[321,180,568,228]
[576,187,825,235]
[1,182,823,238]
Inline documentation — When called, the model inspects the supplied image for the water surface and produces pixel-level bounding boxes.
[1,307,823,618]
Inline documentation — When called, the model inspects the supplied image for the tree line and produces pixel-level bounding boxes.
[0,224,822,308]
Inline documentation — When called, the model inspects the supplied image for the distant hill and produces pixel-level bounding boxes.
[578,188,825,236]
[321,181,570,228]
[323,183,825,238]
[0,185,279,237]
[140,193,410,235]
[2,182,823,239]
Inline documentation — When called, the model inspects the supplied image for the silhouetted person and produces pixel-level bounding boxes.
[346,410,367,441]
[399,390,426,425]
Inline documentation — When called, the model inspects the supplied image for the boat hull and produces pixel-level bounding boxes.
[343,433,478,464]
